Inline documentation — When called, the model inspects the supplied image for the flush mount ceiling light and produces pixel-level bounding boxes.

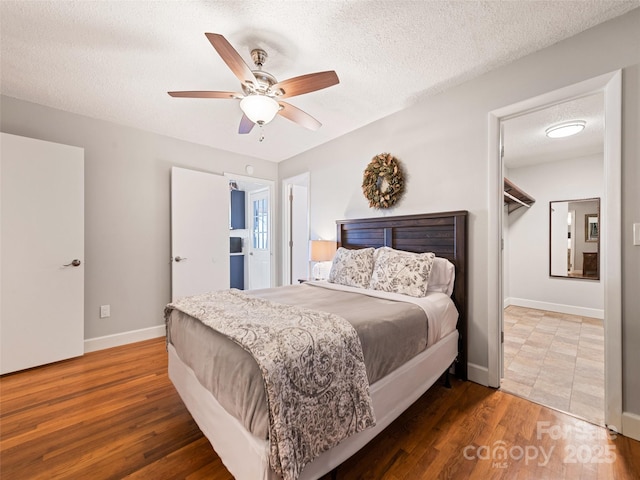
[545,120,586,138]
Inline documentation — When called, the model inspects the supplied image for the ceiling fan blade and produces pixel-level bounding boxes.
[239,114,255,134]
[168,90,242,99]
[277,101,321,131]
[205,33,256,86]
[271,71,339,99]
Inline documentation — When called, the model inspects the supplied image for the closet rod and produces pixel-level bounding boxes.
[504,191,531,208]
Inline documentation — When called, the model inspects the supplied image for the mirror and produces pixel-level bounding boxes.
[549,198,600,279]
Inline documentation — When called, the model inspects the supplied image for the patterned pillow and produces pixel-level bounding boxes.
[369,247,435,297]
[328,247,375,288]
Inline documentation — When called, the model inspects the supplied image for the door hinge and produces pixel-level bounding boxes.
[501,238,504,250]
[501,331,504,344]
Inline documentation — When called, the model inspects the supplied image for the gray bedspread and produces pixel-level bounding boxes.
[166,283,428,439]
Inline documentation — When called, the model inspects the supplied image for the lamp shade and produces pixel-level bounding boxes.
[240,95,279,125]
[309,240,336,262]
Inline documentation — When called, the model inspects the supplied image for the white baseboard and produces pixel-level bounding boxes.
[504,297,512,309]
[622,412,640,442]
[84,325,166,353]
[506,297,603,320]
[467,362,489,387]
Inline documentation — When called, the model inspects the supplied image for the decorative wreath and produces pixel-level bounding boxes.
[362,153,405,209]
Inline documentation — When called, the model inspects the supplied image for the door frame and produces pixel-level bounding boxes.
[487,70,622,430]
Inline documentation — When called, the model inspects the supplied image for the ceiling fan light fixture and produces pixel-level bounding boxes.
[240,95,279,125]
[169,33,339,133]
[545,120,586,138]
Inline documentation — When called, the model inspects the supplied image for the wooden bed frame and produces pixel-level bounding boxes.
[336,210,468,379]
[167,210,469,480]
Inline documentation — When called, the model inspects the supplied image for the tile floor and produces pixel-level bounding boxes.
[500,305,604,426]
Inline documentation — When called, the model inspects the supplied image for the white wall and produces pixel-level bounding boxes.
[278,10,640,416]
[0,96,277,342]
[506,155,604,317]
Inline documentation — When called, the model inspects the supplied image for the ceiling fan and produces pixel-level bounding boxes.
[168,33,340,134]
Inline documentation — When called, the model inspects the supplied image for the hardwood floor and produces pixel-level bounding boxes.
[1,337,639,479]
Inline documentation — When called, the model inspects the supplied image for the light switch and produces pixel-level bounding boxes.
[634,223,640,246]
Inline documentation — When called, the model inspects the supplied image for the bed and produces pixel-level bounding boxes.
[166,211,468,480]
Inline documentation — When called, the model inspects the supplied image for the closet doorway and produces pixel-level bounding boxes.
[488,71,622,431]
[502,94,605,426]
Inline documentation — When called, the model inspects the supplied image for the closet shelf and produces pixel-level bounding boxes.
[504,178,535,213]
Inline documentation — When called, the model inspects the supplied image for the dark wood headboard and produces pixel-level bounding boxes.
[336,211,468,380]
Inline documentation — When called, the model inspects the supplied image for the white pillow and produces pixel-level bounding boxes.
[369,247,435,298]
[427,257,456,296]
[328,247,375,288]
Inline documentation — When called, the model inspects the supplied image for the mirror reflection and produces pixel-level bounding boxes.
[549,198,600,280]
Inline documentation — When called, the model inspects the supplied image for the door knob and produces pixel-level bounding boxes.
[63,259,81,267]
[174,256,187,262]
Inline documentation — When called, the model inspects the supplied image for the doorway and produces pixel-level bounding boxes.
[488,71,622,431]
[500,93,605,425]
[225,173,275,290]
[282,173,310,285]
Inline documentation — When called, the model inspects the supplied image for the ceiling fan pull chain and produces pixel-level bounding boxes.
[259,125,265,143]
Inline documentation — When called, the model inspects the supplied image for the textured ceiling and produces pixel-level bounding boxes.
[503,93,604,169]
[1,1,637,162]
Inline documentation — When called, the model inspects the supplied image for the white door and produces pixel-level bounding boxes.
[1,133,84,374]
[171,167,229,301]
[248,188,271,290]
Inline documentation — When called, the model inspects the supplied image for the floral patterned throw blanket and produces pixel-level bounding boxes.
[165,289,376,480]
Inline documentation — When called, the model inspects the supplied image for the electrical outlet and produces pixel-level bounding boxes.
[100,305,111,318]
